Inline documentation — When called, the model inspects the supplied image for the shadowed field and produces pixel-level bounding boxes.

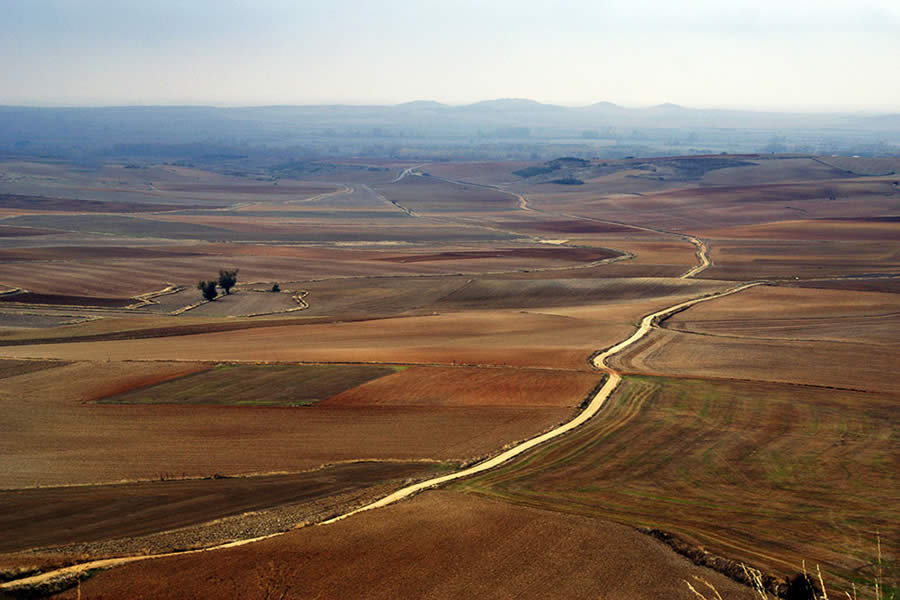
[0,155,896,598]
[0,462,439,554]
[455,376,898,591]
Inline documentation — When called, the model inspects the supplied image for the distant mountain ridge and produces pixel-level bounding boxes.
[0,99,896,161]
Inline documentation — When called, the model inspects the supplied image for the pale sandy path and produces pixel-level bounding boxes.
[679,236,710,279]
[0,277,763,594]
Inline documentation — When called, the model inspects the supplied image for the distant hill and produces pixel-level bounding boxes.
[0,99,897,162]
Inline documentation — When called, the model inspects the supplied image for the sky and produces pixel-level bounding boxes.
[3,0,899,112]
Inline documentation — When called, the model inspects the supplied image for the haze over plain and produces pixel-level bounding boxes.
[3,0,900,111]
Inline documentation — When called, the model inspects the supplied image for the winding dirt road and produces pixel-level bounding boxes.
[0,271,762,594]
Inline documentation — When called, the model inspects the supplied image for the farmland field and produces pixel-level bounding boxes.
[0,154,896,599]
[454,376,898,590]
[98,363,402,406]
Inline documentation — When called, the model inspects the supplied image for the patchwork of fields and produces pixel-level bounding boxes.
[0,155,896,599]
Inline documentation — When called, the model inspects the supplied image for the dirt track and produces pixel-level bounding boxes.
[0,256,763,595]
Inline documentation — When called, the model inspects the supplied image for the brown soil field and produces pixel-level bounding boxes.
[0,243,633,302]
[0,291,723,370]
[698,157,855,186]
[526,176,899,231]
[814,156,900,176]
[324,366,601,408]
[430,277,727,310]
[0,358,67,379]
[0,225,57,237]
[496,218,633,234]
[0,462,436,554]
[419,161,533,184]
[702,238,900,280]
[0,311,86,332]
[664,285,900,345]
[63,491,758,600]
[695,218,900,241]
[376,246,618,263]
[372,176,520,213]
[610,287,900,394]
[183,290,300,317]
[457,376,897,593]
[150,182,338,196]
[0,193,209,213]
[0,361,572,488]
[2,212,516,244]
[0,292,134,307]
[0,245,205,261]
[789,277,900,294]
[101,363,399,407]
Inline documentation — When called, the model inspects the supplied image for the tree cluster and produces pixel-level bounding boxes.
[197,269,239,301]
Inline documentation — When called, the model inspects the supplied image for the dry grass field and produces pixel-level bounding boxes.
[0,155,897,598]
[456,376,897,591]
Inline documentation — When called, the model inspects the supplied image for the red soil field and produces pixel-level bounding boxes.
[324,366,601,408]
[0,361,572,488]
[64,491,758,600]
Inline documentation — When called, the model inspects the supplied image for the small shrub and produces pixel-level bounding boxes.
[271,283,280,293]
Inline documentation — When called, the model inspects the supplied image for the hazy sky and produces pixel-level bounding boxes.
[3,0,899,111]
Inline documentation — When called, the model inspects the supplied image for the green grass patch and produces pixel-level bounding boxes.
[98,363,402,407]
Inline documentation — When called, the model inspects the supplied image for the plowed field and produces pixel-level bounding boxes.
[0,361,572,488]
[63,491,759,600]
[456,376,898,591]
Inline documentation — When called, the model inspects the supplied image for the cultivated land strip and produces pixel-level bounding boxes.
[0,278,763,595]
[411,168,712,278]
